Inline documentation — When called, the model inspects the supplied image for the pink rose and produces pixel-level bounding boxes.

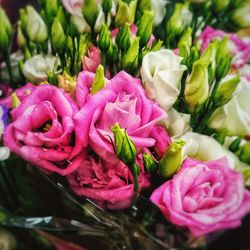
[82,45,102,73]
[67,155,150,210]
[4,85,85,175]
[74,71,170,164]
[150,157,250,236]
[0,83,36,110]
[62,0,83,17]
[200,26,250,69]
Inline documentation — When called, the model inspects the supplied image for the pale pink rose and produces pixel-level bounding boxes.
[0,83,36,110]
[74,71,170,164]
[67,155,150,210]
[62,0,83,17]
[82,45,102,73]
[200,26,250,69]
[150,157,250,237]
[4,85,85,175]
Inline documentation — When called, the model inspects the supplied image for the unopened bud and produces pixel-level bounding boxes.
[115,0,138,27]
[122,36,140,72]
[159,140,185,178]
[116,23,131,51]
[17,21,27,49]
[214,74,240,107]
[91,65,106,94]
[111,123,137,165]
[82,0,99,27]
[45,0,58,24]
[185,59,209,112]
[51,18,66,53]
[98,24,111,51]
[236,141,250,164]
[137,10,154,47]
[143,153,158,173]
[11,93,21,108]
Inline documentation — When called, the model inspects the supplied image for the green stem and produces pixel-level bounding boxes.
[5,51,14,87]
[131,163,138,193]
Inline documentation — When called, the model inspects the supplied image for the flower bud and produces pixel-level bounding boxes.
[102,0,112,16]
[116,23,131,51]
[56,6,67,31]
[201,40,218,83]
[178,27,193,61]
[150,39,163,52]
[143,153,158,173]
[51,18,66,53]
[212,0,229,12]
[0,25,9,53]
[229,137,242,153]
[11,93,21,108]
[159,140,185,178]
[115,0,138,27]
[137,10,154,47]
[45,0,58,24]
[91,65,106,94]
[82,0,99,27]
[216,36,233,80]
[214,74,240,107]
[0,7,12,38]
[166,3,183,39]
[236,141,250,164]
[185,59,209,112]
[136,0,152,21]
[122,36,140,72]
[98,24,111,51]
[26,6,48,43]
[19,8,28,33]
[17,21,27,49]
[0,7,12,52]
[111,123,137,165]
[186,45,200,70]
[0,229,17,250]
[232,0,250,28]
[58,72,76,99]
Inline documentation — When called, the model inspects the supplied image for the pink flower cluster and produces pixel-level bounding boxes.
[2,71,170,209]
[200,26,250,70]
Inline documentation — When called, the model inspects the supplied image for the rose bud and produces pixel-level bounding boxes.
[214,74,240,107]
[115,0,137,27]
[143,153,158,173]
[159,140,185,178]
[98,24,111,51]
[0,7,12,53]
[91,64,106,94]
[232,0,250,28]
[137,10,154,47]
[215,36,233,81]
[116,23,132,51]
[82,0,99,27]
[122,37,140,73]
[178,27,193,62]
[185,59,209,112]
[26,5,48,43]
[236,141,250,164]
[51,18,66,53]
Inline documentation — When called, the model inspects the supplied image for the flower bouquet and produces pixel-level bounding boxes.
[0,0,250,249]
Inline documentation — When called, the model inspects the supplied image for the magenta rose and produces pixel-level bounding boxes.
[150,157,250,237]
[4,85,85,175]
[82,45,102,73]
[200,26,250,69]
[74,70,170,164]
[67,155,150,210]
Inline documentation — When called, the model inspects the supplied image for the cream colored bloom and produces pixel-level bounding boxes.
[208,77,250,136]
[23,54,61,83]
[141,49,186,111]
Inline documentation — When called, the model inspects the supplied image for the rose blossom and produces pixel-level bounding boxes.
[150,157,250,236]
[199,26,250,69]
[4,85,85,175]
[67,155,150,210]
[74,70,171,163]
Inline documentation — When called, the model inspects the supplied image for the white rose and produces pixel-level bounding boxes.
[208,77,250,136]
[141,49,187,111]
[23,54,61,83]
[180,132,246,170]
[163,108,191,137]
[151,0,167,26]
